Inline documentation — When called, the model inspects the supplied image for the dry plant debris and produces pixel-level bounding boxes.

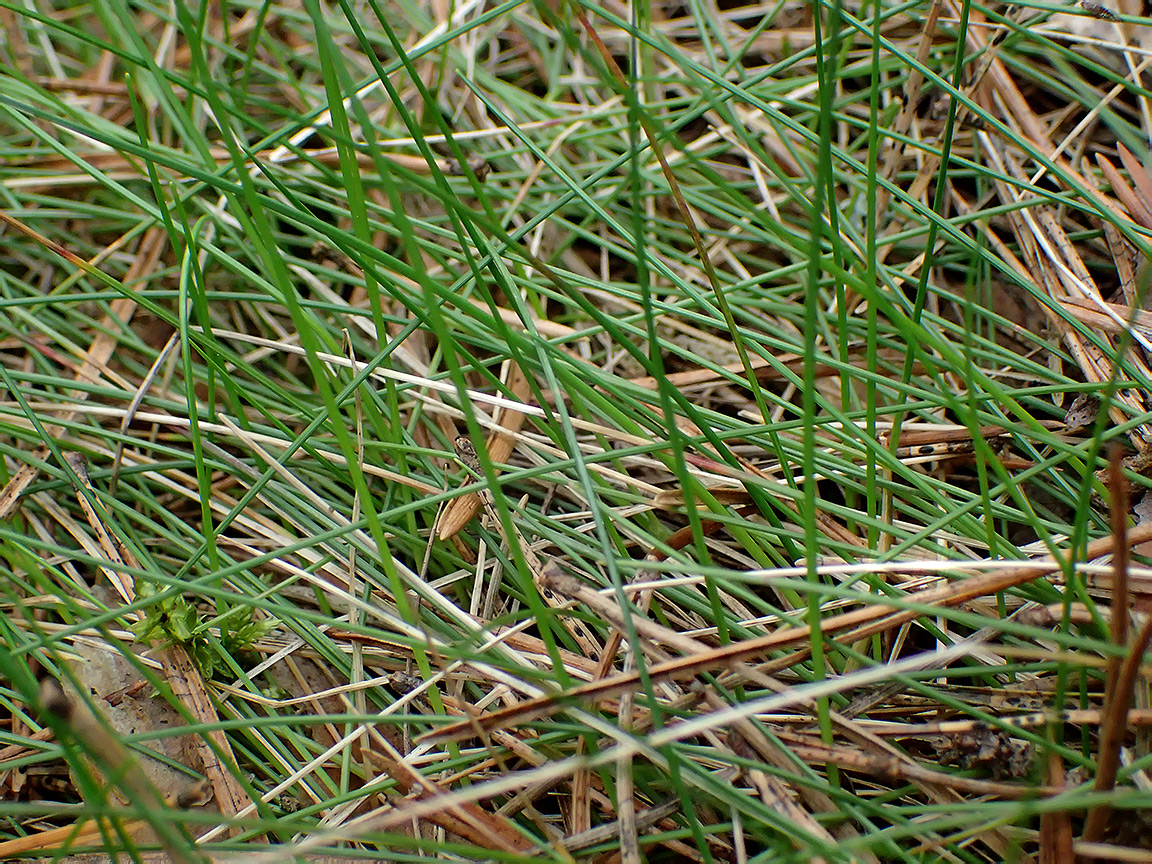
[3,1,1152,862]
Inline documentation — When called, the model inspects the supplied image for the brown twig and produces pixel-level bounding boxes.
[1082,454,1147,844]
[423,524,1152,743]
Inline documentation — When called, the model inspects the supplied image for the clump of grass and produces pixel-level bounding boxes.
[2,0,1152,861]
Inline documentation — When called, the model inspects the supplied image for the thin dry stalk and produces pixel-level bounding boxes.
[1083,459,1151,842]
[428,525,1152,742]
